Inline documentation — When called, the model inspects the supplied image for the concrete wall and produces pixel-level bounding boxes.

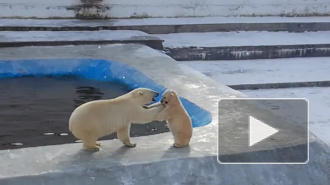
[0,0,329,19]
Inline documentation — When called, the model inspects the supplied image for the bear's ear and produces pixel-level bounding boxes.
[170,92,174,97]
[138,91,143,96]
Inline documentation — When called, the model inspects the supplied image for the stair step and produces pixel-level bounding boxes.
[229,81,330,90]
[1,16,330,33]
[0,30,163,50]
[155,31,330,60]
[181,57,330,87]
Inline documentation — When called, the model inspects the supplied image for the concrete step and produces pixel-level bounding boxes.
[181,57,330,89]
[0,30,163,50]
[1,17,330,33]
[156,31,330,60]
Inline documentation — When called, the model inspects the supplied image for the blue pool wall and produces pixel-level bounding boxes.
[0,58,212,128]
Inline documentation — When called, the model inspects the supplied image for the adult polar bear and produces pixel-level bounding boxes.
[69,88,164,151]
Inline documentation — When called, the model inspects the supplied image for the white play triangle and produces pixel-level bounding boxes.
[249,116,279,147]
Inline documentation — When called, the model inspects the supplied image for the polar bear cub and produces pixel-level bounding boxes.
[145,89,192,148]
[69,88,164,151]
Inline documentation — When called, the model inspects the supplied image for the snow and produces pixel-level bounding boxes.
[242,87,330,146]
[0,30,150,42]
[155,31,330,47]
[1,16,330,27]
[111,16,330,25]
[181,57,330,146]
[181,57,330,85]
[134,47,172,58]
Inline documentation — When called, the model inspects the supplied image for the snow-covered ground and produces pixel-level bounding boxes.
[155,31,330,47]
[181,57,330,85]
[182,58,330,146]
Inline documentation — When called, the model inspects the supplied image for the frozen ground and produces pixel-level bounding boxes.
[181,57,330,85]
[155,31,330,47]
[1,16,330,27]
[182,58,330,146]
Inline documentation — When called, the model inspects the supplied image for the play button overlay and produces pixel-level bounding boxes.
[249,116,278,147]
[217,98,308,164]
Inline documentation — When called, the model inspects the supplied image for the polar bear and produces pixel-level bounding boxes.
[69,88,164,151]
[144,89,192,148]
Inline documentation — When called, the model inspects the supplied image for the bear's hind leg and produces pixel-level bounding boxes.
[117,124,136,147]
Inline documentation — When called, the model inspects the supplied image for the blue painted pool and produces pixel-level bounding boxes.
[0,58,212,128]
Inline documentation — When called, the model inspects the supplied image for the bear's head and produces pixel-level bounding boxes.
[160,89,179,106]
[131,88,160,106]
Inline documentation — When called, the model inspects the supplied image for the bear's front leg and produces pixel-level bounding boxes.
[134,105,165,124]
[117,123,136,147]
[143,102,163,109]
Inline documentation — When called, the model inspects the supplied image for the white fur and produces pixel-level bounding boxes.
[69,88,164,150]
[146,89,192,148]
